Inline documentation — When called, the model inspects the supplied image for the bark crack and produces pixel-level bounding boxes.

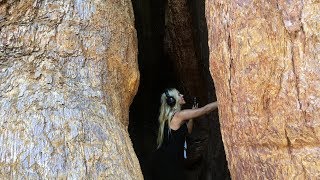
[290,44,303,112]
[278,0,306,122]
[80,111,88,176]
[289,36,308,128]
[226,7,234,119]
[301,161,307,178]
[284,128,293,159]
[228,32,233,104]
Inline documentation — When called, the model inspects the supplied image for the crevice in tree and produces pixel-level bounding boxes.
[129,0,230,179]
[284,128,292,156]
[289,34,306,122]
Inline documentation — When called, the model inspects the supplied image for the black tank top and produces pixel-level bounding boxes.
[150,122,188,180]
[160,122,188,162]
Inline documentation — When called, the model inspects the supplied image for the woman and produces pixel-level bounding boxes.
[151,88,218,180]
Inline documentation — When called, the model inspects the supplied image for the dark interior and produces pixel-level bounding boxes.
[129,0,230,179]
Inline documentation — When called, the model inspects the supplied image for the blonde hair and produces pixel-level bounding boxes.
[157,88,181,149]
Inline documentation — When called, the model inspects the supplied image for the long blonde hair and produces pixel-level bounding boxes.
[157,88,181,149]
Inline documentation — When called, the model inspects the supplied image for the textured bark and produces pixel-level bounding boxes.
[206,0,320,179]
[0,0,142,179]
[165,0,208,101]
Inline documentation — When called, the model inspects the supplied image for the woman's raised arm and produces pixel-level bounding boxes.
[170,101,218,129]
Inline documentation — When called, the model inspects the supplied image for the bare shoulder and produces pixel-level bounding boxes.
[169,112,183,130]
[172,110,184,121]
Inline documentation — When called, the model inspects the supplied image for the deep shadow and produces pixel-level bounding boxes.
[187,0,231,179]
[129,0,230,179]
[129,0,179,179]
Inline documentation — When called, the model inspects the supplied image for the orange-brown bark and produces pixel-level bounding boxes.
[206,0,320,178]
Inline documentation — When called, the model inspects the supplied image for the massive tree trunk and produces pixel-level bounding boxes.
[0,0,142,179]
[206,0,320,179]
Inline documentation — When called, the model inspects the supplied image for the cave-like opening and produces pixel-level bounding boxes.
[129,0,230,179]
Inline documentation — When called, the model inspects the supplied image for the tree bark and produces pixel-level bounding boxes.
[0,0,142,178]
[206,0,320,179]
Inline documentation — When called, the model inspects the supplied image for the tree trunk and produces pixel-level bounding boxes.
[206,0,320,179]
[0,0,142,179]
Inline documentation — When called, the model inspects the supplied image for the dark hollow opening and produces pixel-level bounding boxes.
[129,0,230,179]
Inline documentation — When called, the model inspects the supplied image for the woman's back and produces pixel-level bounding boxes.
[160,122,187,160]
[150,122,187,180]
